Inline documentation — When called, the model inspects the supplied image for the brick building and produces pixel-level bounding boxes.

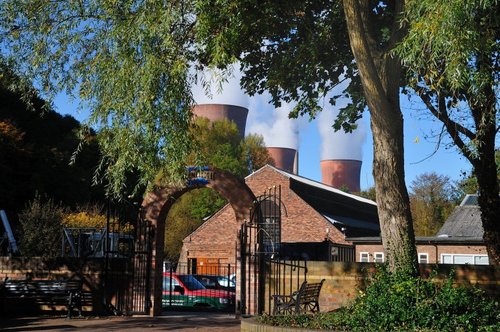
[350,195,490,265]
[178,164,380,267]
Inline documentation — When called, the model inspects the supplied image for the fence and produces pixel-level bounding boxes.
[263,259,308,315]
[162,261,236,312]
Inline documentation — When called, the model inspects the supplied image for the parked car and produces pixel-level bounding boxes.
[230,273,236,285]
[193,274,236,292]
[162,273,235,310]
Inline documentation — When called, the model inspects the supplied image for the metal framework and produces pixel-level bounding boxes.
[102,200,152,315]
[240,185,285,315]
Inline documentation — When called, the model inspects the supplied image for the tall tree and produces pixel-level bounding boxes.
[409,173,456,236]
[196,0,418,274]
[187,117,272,175]
[0,70,104,214]
[343,0,418,273]
[0,1,418,273]
[396,0,500,264]
[241,134,273,173]
[0,1,195,197]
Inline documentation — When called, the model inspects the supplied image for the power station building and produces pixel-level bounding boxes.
[178,164,380,266]
[180,104,377,266]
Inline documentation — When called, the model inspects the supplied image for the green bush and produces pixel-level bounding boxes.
[18,194,67,257]
[259,266,499,331]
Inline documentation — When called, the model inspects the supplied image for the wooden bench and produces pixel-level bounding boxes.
[1,279,83,318]
[272,279,325,315]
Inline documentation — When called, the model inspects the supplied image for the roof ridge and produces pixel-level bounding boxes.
[266,164,377,206]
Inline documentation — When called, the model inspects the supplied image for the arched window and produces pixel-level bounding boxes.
[258,198,281,255]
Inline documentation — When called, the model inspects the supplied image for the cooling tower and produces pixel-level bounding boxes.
[192,104,249,139]
[267,147,298,174]
[320,159,361,192]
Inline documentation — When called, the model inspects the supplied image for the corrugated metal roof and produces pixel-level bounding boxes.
[347,236,484,244]
[265,164,377,206]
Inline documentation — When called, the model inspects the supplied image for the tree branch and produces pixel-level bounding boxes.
[415,87,476,140]
[415,87,477,163]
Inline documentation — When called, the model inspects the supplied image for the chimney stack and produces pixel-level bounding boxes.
[191,104,249,139]
[267,147,298,174]
[320,159,361,192]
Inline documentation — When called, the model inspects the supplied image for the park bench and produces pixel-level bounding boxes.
[1,278,83,318]
[271,279,325,315]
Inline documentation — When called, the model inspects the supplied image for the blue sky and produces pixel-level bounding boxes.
[55,88,472,192]
[298,103,470,190]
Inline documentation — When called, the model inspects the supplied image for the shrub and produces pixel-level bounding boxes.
[18,194,67,257]
[259,266,499,331]
[62,205,106,228]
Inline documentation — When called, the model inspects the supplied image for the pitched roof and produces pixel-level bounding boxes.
[349,195,485,244]
[249,165,380,237]
[437,195,483,238]
[266,165,377,206]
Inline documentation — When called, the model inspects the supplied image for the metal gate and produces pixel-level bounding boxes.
[240,186,282,315]
[103,200,152,315]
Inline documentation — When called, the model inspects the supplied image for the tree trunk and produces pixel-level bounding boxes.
[476,170,500,265]
[474,125,500,265]
[343,0,418,275]
[471,48,499,265]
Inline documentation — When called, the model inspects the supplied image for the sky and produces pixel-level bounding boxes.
[55,72,472,192]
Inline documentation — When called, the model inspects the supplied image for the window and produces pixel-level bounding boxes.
[259,199,281,255]
[418,253,429,264]
[454,255,474,264]
[442,254,453,264]
[360,252,369,262]
[440,254,489,265]
[474,256,489,265]
[374,252,384,263]
[163,277,180,291]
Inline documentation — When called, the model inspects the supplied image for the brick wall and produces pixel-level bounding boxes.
[266,261,500,313]
[0,257,107,314]
[355,243,489,264]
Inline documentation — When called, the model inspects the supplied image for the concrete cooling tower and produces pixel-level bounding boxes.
[267,147,298,174]
[192,104,249,139]
[320,159,361,192]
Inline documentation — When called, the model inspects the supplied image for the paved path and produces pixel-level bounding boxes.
[0,312,241,331]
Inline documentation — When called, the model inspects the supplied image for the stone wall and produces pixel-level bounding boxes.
[267,261,500,313]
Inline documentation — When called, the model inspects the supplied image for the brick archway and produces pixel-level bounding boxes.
[140,167,256,316]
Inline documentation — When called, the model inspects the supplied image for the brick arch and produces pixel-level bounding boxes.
[140,167,256,316]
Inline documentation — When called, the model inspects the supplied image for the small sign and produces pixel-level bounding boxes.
[186,166,215,186]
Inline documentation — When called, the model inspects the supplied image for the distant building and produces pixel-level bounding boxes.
[349,195,490,265]
[178,165,380,268]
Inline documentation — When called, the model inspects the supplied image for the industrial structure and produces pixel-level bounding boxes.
[266,147,298,174]
[320,159,362,193]
[193,103,363,190]
[191,104,249,138]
